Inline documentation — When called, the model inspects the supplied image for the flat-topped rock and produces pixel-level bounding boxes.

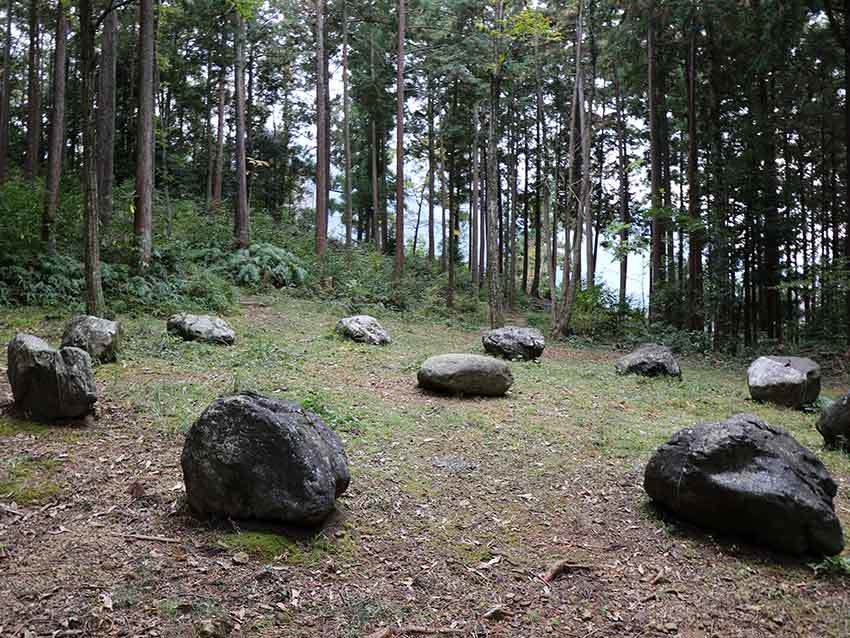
[482,326,545,361]
[61,315,121,363]
[336,315,390,345]
[418,354,513,396]
[181,393,350,526]
[7,333,97,421]
[747,356,820,409]
[167,313,235,345]
[817,392,850,450]
[645,413,844,556]
[615,343,681,378]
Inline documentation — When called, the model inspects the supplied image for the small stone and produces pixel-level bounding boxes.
[167,313,235,345]
[336,315,390,345]
[232,552,249,565]
[418,354,513,396]
[615,344,681,379]
[60,315,122,363]
[482,326,545,360]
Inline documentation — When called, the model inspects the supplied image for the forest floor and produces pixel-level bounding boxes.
[1,294,850,638]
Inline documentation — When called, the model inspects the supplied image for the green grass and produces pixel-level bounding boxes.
[221,529,356,565]
[0,456,63,504]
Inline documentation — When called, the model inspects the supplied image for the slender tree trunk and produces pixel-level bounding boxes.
[0,0,11,183]
[648,0,663,321]
[613,64,630,308]
[42,0,67,249]
[522,133,529,293]
[686,18,703,331]
[369,36,381,251]
[97,8,117,228]
[211,55,226,212]
[471,103,481,292]
[486,2,505,327]
[24,0,41,181]
[80,0,103,314]
[509,97,518,309]
[315,0,328,256]
[427,77,435,265]
[134,0,155,268]
[531,60,543,298]
[342,1,353,248]
[234,10,249,248]
[394,0,405,279]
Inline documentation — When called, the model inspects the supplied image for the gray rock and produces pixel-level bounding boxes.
[482,326,545,361]
[418,354,513,396]
[336,315,390,345]
[167,313,235,345]
[817,392,850,450]
[7,333,97,421]
[181,392,350,526]
[645,413,844,556]
[60,315,122,363]
[615,343,681,378]
[747,356,820,409]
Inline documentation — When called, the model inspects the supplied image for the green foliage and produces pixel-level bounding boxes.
[810,556,850,579]
[625,322,713,355]
[191,242,307,289]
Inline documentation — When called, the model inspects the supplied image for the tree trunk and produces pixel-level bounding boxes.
[531,60,543,298]
[42,0,67,249]
[686,18,703,331]
[234,10,250,248]
[211,35,226,212]
[486,2,505,327]
[427,76,435,264]
[342,0,353,248]
[24,0,41,181]
[97,8,117,228]
[648,0,663,321]
[134,0,155,268]
[0,0,11,183]
[394,0,405,279]
[314,0,328,257]
[471,103,481,292]
[369,36,381,252]
[80,0,103,314]
[613,63,630,309]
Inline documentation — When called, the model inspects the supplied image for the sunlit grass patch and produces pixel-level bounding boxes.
[0,455,63,504]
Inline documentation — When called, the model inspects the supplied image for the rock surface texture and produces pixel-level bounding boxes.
[181,393,350,525]
[482,326,545,361]
[747,356,821,409]
[615,343,681,378]
[644,413,844,556]
[7,333,97,420]
[167,313,236,345]
[61,315,122,363]
[817,392,850,450]
[336,315,391,345]
[418,354,513,396]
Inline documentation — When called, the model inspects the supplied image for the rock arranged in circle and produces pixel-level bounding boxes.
[336,315,391,345]
[644,413,844,556]
[418,353,513,396]
[615,343,681,379]
[181,392,351,526]
[167,313,236,345]
[482,326,545,361]
[817,391,850,450]
[747,356,821,409]
[61,315,122,363]
[7,333,97,421]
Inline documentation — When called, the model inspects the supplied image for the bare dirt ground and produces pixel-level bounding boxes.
[1,296,849,638]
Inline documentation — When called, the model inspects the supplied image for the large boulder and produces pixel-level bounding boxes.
[167,313,235,345]
[418,354,513,397]
[645,413,844,556]
[60,315,122,363]
[817,392,850,450]
[482,326,545,361]
[336,315,390,345]
[615,343,681,379]
[747,356,821,409]
[7,333,97,421]
[181,393,350,526]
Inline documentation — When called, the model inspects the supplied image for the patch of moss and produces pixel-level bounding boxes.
[221,530,356,565]
[0,456,63,504]
[0,416,55,438]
